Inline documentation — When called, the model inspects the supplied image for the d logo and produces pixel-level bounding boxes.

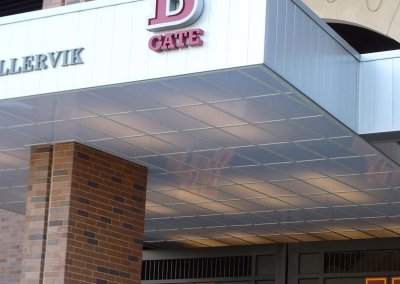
[147,0,204,32]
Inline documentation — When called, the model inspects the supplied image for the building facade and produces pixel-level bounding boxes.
[1,0,400,283]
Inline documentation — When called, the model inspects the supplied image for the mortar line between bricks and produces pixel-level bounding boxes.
[42,145,56,283]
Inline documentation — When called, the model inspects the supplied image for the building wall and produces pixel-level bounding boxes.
[0,209,24,284]
[303,0,400,44]
[288,237,400,284]
[142,244,287,284]
[0,0,266,101]
[42,0,92,9]
[142,237,400,284]
[264,0,359,131]
[358,52,400,134]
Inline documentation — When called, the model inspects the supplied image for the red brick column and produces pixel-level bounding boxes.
[21,145,53,284]
[21,142,147,284]
[42,0,92,9]
[42,0,64,9]
[0,209,24,284]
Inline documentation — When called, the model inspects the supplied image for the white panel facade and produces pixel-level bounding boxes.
[0,0,266,100]
[264,0,359,131]
[359,54,400,134]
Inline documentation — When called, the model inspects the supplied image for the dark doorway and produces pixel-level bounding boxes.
[328,23,400,54]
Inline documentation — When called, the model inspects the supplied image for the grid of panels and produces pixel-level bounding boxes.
[0,66,400,246]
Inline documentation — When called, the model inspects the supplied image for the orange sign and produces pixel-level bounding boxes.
[366,278,387,284]
[392,277,400,284]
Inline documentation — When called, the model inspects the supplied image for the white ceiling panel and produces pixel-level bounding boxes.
[184,128,249,148]
[154,133,218,151]
[91,139,156,159]
[269,163,326,179]
[176,105,246,127]
[213,99,285,123]
[187,187,240,202]
[234,146,289,164]
[303,178,357,193]
[131,81,203,107]
[336,155,396,174]
[142,108,210,131]
[0,111,31,127]
[237,165,293,181]
[78,117,143,138]
[92,85,163,110]
[164,76,242,102]
[221,200,268,212]
[59,91,129,115]
[365,188,400,202]
[273,180,327,195]
[224,125,282,144]
[296,116,350,138]
[264,143,322,162]
[336,174,391,190]
[306,194,354,207]
[201,70,276,97]
[297,139,356,158]
[0,65,400,247]
[244,182,295,197]
[109,112,175,134]
[301,159,359,176]
[257,120,324,142]
[332,136,377,156]
[0,100,56,123]
[217,184,266,199]
[251,95,319,119]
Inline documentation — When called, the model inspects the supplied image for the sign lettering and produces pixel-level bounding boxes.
[147,0,205,53]
[149,28,204,52]
[147,0,204,32]
[0,48,84,77]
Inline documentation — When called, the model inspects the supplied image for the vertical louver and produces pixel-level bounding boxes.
[142,256,252,281]
[325,249,400,274]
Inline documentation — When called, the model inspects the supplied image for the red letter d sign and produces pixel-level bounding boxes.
[147,0,204,32]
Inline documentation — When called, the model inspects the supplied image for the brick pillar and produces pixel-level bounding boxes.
[21,142,147,284]
[42,0,64,9]
[21,145,53,283]
[0,209,25,284]
[42,0,92,9]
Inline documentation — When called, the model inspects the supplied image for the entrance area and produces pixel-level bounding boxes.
[142,238,400,284]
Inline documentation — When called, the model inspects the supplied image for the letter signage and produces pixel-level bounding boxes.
[147,0,205,53]
[148,28,204,52]
[147,0,204,32]
[0,48,84,77]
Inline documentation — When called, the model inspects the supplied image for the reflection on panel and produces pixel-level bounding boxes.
[1,65,400,247]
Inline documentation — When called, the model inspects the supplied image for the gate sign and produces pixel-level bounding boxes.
[366,277,400,284]
[147,0,204,32]
[366,278,387,284]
